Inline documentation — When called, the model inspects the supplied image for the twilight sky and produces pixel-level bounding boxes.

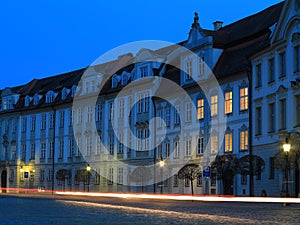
[0,0,283,89]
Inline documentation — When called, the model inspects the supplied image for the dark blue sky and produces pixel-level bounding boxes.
[0,0,283,89]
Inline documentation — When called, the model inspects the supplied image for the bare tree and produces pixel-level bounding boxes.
[178,164,201,195]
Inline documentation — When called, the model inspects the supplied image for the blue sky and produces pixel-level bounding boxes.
[0,0,283,89]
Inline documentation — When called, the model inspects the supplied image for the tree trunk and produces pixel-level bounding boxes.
[190,179,194,195]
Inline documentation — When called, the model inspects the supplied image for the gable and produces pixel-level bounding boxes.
[271,0,300,44]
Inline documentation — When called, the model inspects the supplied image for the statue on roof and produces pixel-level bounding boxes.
[192,12,200,28]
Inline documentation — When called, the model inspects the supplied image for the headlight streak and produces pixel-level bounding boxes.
[56,191,300,204]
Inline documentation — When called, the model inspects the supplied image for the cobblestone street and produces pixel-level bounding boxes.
[1,194,300,224]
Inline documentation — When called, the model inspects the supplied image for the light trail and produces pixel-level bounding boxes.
[55,191,300,204]
[58,200,259,224]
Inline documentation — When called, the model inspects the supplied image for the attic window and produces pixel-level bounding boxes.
[62,88,70,100]
[140,66,148,78]
[3,99,12,110]
[25,96,32,107]
[112,75,120,88]
[46,91,55,103]
[121,73,128,86]
[33,96,40,105]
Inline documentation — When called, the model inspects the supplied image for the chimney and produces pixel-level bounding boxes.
[213,21,223,31]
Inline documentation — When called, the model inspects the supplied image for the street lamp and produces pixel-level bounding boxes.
[86,164,91,192]
[283,138,291,197]
[159,158,165,194]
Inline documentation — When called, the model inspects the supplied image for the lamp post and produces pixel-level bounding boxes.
[283,138,291,197]
[86,164,91,192]
[159,158,165,194]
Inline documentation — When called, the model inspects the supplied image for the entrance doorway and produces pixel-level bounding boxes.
[223,169,233,195]
[1,170,7,193]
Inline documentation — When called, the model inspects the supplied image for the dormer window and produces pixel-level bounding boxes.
[199,56,205,76]
[140,66,148,78]
[62,88,70,100]
[3,99,12,110]
[71,85,77,97]
[46,91,56,103]
[121,73,129,86]
[33,94,41,105]
[112,74,121,88]
[25,96,32,107]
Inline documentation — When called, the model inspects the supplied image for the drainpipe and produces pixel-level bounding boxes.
[247,69,254,197]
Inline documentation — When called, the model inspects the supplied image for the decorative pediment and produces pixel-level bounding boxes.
[291,78,300,89]
[276,85,288,95]
[224,84,233,92]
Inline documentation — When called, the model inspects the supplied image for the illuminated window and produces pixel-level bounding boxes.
[211,135,218,153]
[211,95,218,116]
[240,130,248,151]
[197,99,204,119]
[225,91,232,114]
[240,87,248,111]
[225,132,233,153]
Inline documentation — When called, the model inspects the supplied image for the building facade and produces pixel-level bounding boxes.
[0,0,298,197]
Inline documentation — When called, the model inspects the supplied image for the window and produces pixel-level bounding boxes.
[140,66,148,78]
[30,143,35,160]
[68,138,74,157]
[295,95,300,126]
[173,175,178,187]
[40,169,45,182]
[117,168,123,185]
[268,58,275,83]
[279,99,286,130]
[109,102,114,121]
[96,137,101,155]
[137,92,149,113]
[295,45,300,72]
[49,112,54,129]
[118,99,124,119]
[255,63,262,88]
[86,136,92,156]
[211,135,218,154]
[69,109,74,126]
[197,174,203,187]
[279,52,286,77]
[174,105,180,124]
[96,104,102,121]
[59,140,64,158]
[31,115,36,131]
[49,141,54,158]
[225,91,232,114]
[85,81,90,94]
[197,99,204,119]
[48,169,53,181]
[225,132,233,153]
[197,137,204,155]
[22,117,27,132]
[46,92,55,103]
[240,130,248,151]
[87,107,92,124]
[40,142,46,159]
[94,169,100,185]
[118,133,124,154]
[59,111,64,128]
[241,174,247,185]
[184,176,190,187]
[165,108,171,127]
[21,144,26,161]
[108,168,114,185]
[174,139,179,158]
[268,103,275,133]
[158,109,164,128]
[185,139,191,156]
[255,107,262,135]
[199,57,205,76]
[211,95,218,117]
[269,157,275,180]
[109,135,114,155]
[185,60,193,81]
[75,137,81,157]
[41,114,46,130]
[185,102,192,122]
[240,87,248,111]
[165,141,170,158]
[77,108,82,124]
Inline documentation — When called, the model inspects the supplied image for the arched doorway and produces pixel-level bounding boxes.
[1,170,7,193]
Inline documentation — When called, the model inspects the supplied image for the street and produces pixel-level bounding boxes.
[0,195,300,224]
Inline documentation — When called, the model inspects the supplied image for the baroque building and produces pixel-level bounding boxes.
[0,0,298,197]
